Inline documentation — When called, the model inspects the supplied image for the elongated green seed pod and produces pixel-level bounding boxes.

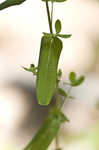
[24,108,67,150]
[36,36,63,105]
[0,0,26,10]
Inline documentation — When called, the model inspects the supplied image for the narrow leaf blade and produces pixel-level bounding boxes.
[55,19,62,34]
[0,0,26,10]
[57,34,72,39]
[72,76,85,86]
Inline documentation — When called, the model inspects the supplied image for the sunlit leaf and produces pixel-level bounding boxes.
[23,64,37,75]
[69,72,76,84]
[57,34,72,39]
[72,76,85,86]
[57,69,62,78]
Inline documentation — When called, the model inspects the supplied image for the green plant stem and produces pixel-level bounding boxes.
[51,1,54,31]
[45,1,53,33]
[45,2,61,149]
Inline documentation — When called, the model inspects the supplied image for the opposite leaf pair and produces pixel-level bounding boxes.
[43,19,71,39]
[55,19,72,38]
[69,72,85,86]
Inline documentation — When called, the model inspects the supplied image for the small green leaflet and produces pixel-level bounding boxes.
[24,107,68,150]
[55,19,62,34]
[0,0,26,10]
[43,32,72,39]
[23,64,37,75]
[69,72,85,86]
[57,34,72,39]
[42,0,67,2]
[36,36,63,105]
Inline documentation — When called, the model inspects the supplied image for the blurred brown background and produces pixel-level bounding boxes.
[0,0,99,149]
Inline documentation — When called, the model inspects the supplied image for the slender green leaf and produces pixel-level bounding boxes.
[55,19,62,34]
[0,0,26,10]
[57,34,72,39]
[58,88,67,97]
[36,36,63,105]
[43,32,55,38]
[24,107,68,150]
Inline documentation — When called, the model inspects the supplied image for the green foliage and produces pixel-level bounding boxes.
[0,0,26,10]
[55,20,62,34]
[58,88,67,97]
[57,34,72,39]
[23,64,37,75]
[36,36,63,105]
[57,69,62,78]
[0,0,85,149]
[69,72,85,86]
[24,107,68,150]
